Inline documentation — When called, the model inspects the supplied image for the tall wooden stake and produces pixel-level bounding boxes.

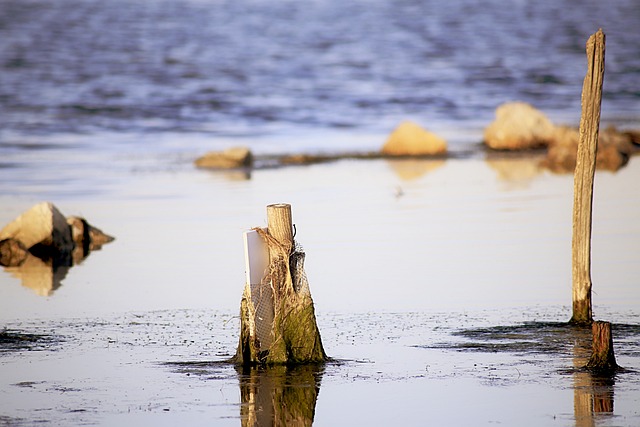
[570,29,605,326]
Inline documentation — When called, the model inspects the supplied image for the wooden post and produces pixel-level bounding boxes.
[267,204,294,253]
[570,29,605,326]
[233,204,327,365]
[585,321,618,374]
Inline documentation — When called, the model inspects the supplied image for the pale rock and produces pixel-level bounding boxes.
[382,121,447,156]
[484,102,556,150]
[0,202,73,255]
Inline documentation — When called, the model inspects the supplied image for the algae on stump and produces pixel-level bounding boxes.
[233,204,327,365]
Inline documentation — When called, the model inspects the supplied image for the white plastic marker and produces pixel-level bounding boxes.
[243,229,269,288]
[243,228,273,349]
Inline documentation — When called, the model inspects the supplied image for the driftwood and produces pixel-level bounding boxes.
[233,204,327,365]
[570,29,605,326]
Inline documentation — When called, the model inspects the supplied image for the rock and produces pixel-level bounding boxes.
[484,102,556,150]
[195,146,253,169]
[67,216,115,263]
[543,126,634,173]
[0,203,115,271]
[0,202,74,257]
[67,216,115,250]
[382,121,447,156]
[0,238,29,267]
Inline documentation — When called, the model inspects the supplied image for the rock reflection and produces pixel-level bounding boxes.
[3,254,70,296]
[485,154,544,189]
[1,239,110,296]
[573,336,615,427]
[386,159,446,181]
[237,364,323,427]
[0,203,114,296]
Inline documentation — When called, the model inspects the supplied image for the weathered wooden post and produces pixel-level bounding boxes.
[585,321,618,374]
[233,203,327,365]
[570,29,605,325]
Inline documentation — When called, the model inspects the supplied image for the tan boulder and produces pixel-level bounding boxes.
[484,102,556,150]
[543,126,634,173]
[382,121,447,156]
[0,202,73,256]
[195,146,253,169]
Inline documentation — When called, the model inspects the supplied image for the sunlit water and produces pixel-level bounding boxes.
[1,155,640,425]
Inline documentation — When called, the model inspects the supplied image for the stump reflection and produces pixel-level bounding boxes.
[237,364,323,427]
[573,330,615,427]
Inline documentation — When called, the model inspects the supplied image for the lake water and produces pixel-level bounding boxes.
[1,0,640,425]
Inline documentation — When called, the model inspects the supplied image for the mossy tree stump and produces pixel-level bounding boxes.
[570,29,605,326]
[585,321,618,374]
[233,203,327,365]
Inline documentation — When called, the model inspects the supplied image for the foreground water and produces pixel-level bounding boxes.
[1,154,640,425]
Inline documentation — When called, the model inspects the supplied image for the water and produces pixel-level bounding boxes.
[1,0,640,425]
[1,0,639,146]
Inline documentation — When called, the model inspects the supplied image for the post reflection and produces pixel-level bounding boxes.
[573,333,615,427]
[237,364,323,427]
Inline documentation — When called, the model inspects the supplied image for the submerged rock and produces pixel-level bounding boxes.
[195,146,253,169]
[484,102,556,150]
[382,121,447,156]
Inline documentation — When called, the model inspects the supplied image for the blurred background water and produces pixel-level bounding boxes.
[1,0,638,148]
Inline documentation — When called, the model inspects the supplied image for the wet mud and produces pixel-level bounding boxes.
[4,309,638,425]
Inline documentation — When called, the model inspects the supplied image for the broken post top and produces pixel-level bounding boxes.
[266,203,293,252]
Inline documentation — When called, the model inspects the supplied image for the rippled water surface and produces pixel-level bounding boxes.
[1,0,639,144]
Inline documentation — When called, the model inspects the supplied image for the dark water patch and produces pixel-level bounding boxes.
[161,360,235,380]
[445,322,591,354]
[0,330,58,353]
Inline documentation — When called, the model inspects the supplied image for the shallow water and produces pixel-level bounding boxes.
[1,154,640,425]
[1,0,640,424]
[1,308,640,426]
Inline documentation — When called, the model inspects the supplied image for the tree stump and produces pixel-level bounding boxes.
[585,321,618,374]
[233,203,327,365]
[570,29,605,325]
